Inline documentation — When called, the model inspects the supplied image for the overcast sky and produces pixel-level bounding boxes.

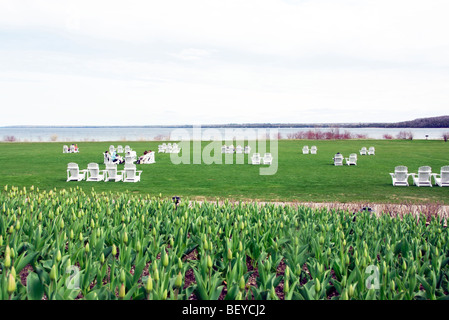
[1,0,448,126]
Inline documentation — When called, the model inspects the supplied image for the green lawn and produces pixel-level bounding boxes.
[0,140,448,203]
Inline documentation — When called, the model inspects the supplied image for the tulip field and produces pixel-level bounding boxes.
[1,185,448,300]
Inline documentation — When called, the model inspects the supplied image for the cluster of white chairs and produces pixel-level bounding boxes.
[104,146,143,165]
[390,165,449,187]
[333,153,357,166]
[251,153,273,165]
[67,162,142,183]
[360,147,375,155]
[302,146,317,154]
[222,145,251,154]
[158,143,180,153]
[63,145,79,153]
[109,145,125,154]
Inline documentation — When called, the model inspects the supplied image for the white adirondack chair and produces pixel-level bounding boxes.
[251,153,261,165]
[70,145,79,153]
[345,153,357,166]
[104,163,124,182]
[310,146,317,154]
[86,163,106,182]
[368,147,375,155]
[359,147,367,155]
[236,145,243,154]
[117,145,124,153]
[63,145,69,153]
[263,153,273,165]
[125,155,136,164]
[390,166,411,186]
[141,151,155,164]
[411,166,432,187]
[124,145,131,154]
[244,146,251,154]
[109,145,115,154]
[171,145,181,154]
[302,146,309,154]
[333,154,344,166]
[158,145,166,153]
[66,163,87,182]
[432,166,449,187]
[221,145,227,153]
[123,164,142,182]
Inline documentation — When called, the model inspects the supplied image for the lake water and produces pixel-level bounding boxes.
[1,126,448,142]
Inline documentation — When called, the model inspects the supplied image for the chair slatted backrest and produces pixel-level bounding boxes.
[63,145,69,153]
[350,153,357,161]
[334,154,343,165]
[124,164,137,180]
[106,163,117,179]
[394,166,408,181]
[263,153,272,163]
[88,163,100,178]
[125,155,135,164]
[252,153,260,161]
[117,145,123,153]
[441,166,449,182]
[418,166,431,182]
[67,162,79,177]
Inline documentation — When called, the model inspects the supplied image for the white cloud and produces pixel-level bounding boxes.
[170,48,213,61]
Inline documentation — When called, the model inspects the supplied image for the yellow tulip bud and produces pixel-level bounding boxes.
[315,280,321,293]
[50,265,57,281]
[227,248,233,261]
[175,272,183,289]
[7,273,16,295]
[145,274,153,292]
[119,283,126,299]
[56,250,62,262]
[239,275,246,291]
[4,252,11,269]
[348,284,354,298]
[162,252,169,268]
[207,255,213,269]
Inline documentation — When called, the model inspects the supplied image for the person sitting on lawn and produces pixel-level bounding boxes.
[137,151,148,164]
[111,150,124,164]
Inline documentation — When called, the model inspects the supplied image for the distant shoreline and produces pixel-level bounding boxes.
[2,115,449,129]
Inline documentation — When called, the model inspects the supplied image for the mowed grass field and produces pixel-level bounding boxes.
[0,139,448,203]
